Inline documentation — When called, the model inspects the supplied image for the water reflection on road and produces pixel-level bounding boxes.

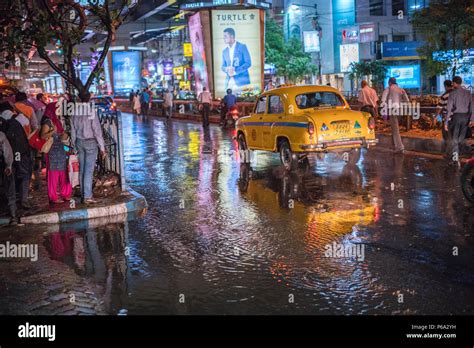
[0,113,472,315]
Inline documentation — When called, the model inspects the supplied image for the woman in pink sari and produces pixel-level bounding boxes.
[40,102,72,203]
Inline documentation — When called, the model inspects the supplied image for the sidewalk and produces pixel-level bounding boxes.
[0,169,147,226]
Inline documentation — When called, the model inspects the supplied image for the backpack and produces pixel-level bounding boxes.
[5,117,30,155]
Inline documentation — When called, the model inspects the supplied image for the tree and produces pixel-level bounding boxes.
[348,61,388,92]
[265,17,317,83]
[411,0,474,78]
[0,0,135,101]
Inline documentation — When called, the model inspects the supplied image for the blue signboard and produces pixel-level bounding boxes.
[112,51,141,96]
[385,65,421,89]
[382,41,422,60]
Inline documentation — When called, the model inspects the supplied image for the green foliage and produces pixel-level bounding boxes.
[411,0,474,78]
[265,17,317,83]
[1,0,132,100]
[348,61,388,91]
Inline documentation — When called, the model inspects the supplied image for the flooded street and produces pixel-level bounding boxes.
[1,113,473,315]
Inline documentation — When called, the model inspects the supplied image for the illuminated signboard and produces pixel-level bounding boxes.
[359,23,376,43]
[384,65,421,89]
[212,9,262,98]
[303,31,320,53]
[173,66,184,75]
[340,43,359,73]
[382,41,423,60]
[183,43,193,57]
[112,51,141,95]
[188,12,210,94]
[180,0,271,10]
[163,61,173,75]
[342,26,359,43]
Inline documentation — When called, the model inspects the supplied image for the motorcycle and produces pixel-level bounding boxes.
[221,104,240,128]
[461,156,474,204]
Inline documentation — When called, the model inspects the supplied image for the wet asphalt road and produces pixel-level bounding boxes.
[1,112,473,315]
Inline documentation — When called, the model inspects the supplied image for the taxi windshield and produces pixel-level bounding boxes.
[295,92,345,109]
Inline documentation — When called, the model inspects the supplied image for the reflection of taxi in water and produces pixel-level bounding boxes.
[236,85,377,170]
[238,164,377,240]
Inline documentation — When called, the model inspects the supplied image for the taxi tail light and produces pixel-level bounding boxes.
[368,117,375,129]
[308,122,315,135]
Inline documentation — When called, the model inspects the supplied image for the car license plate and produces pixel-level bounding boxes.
[331,121,350,135]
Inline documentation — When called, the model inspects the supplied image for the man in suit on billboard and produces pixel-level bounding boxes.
[221,28,252,92]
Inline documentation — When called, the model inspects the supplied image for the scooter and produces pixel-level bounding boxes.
[461,156,474,204]
[221,105,240,128]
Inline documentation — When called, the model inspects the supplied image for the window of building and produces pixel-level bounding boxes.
[392,0,405,16]
[392,35,406,42]
[370,0,384,16]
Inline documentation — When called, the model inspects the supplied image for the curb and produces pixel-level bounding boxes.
[376,133,472,155]
[17,187,147,225]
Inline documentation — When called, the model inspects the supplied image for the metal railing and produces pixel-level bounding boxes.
[97,108,126,191]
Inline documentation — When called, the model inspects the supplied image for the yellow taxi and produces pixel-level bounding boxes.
[235,85,377,170]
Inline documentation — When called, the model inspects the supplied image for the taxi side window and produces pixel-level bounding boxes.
[255,96,267,114]
[268,95,284,114]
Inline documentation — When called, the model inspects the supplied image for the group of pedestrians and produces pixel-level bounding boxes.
[0,92,105,225]
[358,76,473,162]
[130,88,153,117]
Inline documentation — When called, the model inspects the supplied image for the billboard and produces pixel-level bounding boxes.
[212,9,262,98]
[188,12,210,94]
[382,41,423,60]
[112,51,141,95]
[303,31,320,53]
[340,43,359,73]
[385,65,421,89]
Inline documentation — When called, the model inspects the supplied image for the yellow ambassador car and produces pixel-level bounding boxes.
[236,85,377,170]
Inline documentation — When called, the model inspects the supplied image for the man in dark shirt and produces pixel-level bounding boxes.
[446,76,473,166]
[221,88,237,125]
[436,80,454,156]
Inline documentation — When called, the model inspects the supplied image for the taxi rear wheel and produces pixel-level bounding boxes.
[237,133,250,164]
[279,139,298,171]
[345,148,361,164]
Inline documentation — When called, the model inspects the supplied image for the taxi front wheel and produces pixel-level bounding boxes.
[237,133,251,164]
[279,139,298,171]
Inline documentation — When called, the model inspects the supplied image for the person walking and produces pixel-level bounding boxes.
[446,76,473,166]
[133,92,141,115]
[163,89,173,122]
[381,77,410,154]
[129,91,135,110]
[14,92,38,132]
[41,102,72,204]
[436,80,454,158]
[70,94,106,204]
[198,87,212,128]
[358,80,379,118]
[0,119,17,224]
[3,104,33,209]
[140,88,150,117]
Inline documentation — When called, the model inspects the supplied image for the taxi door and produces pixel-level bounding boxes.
[261,94,285,150]
[246,95,267,149]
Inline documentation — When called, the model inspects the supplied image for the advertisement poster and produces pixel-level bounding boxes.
[385,65,421,89]
[212,9,262,98]
[189,12,209,95]
[163,61,173,75]
[303,31,320,53]
[112,51,141,96]
[340,43,359,73]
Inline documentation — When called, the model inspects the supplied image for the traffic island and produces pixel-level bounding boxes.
[0,172,147,226]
